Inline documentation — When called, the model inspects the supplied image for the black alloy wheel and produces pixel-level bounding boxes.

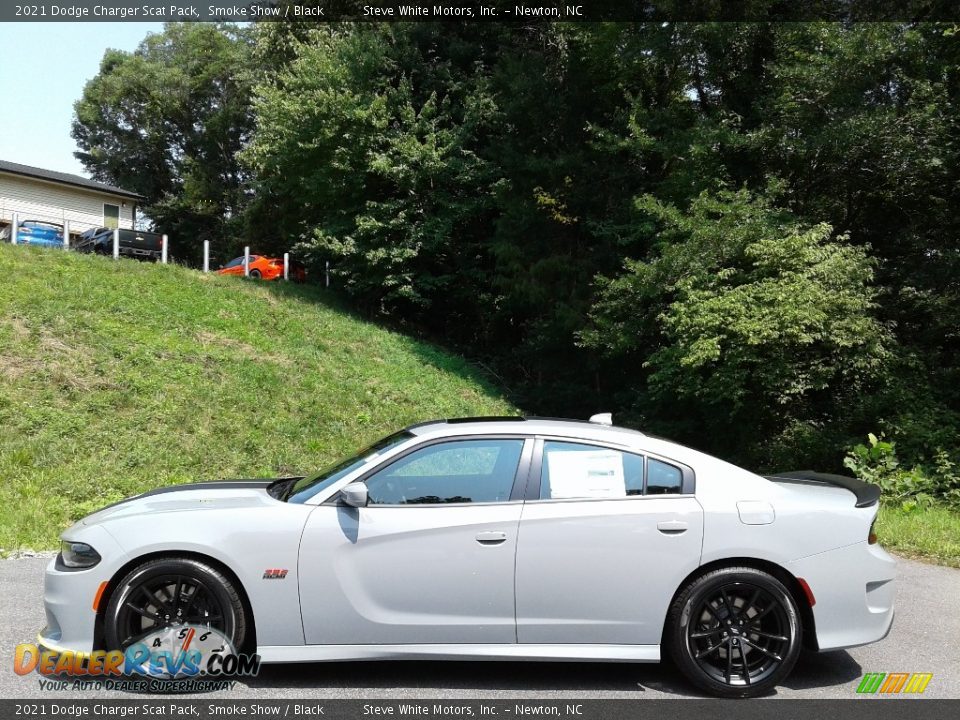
[104,557,246,653]
[249,269,262,279]
[668,567,802,698]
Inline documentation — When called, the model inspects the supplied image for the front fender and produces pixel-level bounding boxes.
[91,501,314,648]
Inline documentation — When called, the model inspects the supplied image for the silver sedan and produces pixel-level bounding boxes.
[39,415,895,697]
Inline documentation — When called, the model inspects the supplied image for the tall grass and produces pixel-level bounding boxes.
[0,245,516,550]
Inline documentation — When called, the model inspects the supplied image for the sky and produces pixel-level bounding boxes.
[0,22,164,178]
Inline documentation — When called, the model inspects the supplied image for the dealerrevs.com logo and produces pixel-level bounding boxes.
[14,624,260,692]
[856,672,933,694]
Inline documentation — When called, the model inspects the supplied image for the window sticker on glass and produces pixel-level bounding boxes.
[546,448,626,499]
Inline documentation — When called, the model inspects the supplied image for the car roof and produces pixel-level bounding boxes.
[22,220,62,228]
[406,416,648,445]
[401,416,749,479]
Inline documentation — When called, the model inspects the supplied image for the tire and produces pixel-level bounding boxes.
[103,557,247,654]
[666,566,802,698]
[248,269,262,279]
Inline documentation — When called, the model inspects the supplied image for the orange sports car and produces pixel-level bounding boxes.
[217,255,306,282]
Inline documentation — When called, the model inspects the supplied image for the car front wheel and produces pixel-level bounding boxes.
[103,557,247,654]
[666,566,802,698]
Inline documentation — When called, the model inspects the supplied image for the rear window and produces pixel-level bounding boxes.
[540,441,645,500]
[647,458,683,494]
[538,442,686,499]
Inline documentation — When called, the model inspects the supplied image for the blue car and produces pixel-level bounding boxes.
[5,220,64,248]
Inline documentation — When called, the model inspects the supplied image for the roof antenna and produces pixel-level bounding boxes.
[589,413,613,426]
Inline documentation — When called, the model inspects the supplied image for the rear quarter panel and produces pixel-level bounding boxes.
[643,442,873,566]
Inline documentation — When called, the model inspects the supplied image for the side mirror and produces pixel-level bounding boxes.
[340,482,368,508]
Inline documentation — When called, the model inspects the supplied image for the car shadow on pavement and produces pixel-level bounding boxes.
[238,651,861,697]
[241,659,686,695]
[779,650,863,692]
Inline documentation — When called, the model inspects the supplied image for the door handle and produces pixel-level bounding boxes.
[476,531,508,545]
[657,520,688,535]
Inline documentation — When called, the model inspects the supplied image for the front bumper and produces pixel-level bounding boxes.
[788,540,896,651]
[37,525,129,655]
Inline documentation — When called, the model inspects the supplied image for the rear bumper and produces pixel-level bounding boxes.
[788,541,896,651]
[18,239,63,248]
[118,247,161,259]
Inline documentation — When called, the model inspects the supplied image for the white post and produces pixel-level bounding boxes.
[203,240,210,272]
[161,234,168,264]
[113,228,119,259]
[243,246,250,277]
[325,260,330,288]
[283,252,289,281]
[63,220,70,249]
[10,212,18,244]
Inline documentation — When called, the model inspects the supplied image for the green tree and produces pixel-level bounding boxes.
[245,25,510,317]
[241,20,960,471]
[671,23,960,464]
[72,22,254,263]
[583,189,890,467]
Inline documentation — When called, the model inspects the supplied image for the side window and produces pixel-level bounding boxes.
[365,439,524,505]
[539,442,644,500]
[224,257,243,268]
[647,458,683,495]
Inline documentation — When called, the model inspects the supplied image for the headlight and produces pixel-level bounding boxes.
[60,541,101,569]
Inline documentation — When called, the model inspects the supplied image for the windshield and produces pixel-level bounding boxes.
[284,430,415,503]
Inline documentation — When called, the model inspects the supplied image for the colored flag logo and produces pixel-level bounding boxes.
[856,673,933,694]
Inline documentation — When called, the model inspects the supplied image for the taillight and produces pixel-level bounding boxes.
[868,518,878,545]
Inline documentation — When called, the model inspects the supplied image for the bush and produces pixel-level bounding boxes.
[844,434,960,512]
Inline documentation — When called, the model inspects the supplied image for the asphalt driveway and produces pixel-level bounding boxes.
[0,554,956,700]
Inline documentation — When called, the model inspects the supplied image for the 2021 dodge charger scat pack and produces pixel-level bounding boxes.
[39,416,895,697]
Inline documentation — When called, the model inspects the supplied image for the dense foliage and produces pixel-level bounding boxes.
[73,21,960,475]
[583,190,889,468]
[72,23,254,263]
[845,434,960,512]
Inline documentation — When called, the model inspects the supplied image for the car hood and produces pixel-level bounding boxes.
[80,477,303,525]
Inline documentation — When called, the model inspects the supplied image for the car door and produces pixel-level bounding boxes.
[515,438,704,645]
[220,257,244,275]
[298,436,532,645]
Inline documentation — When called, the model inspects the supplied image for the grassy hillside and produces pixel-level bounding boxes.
[0,245,516,550]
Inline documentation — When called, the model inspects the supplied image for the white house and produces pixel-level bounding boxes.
[0,159,143,243]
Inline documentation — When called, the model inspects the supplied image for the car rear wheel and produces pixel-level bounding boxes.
[104,557,247,653]
[666,566,802,698]
[249,269,262,279]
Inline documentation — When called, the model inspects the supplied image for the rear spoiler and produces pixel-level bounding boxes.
[764,470,882,508]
